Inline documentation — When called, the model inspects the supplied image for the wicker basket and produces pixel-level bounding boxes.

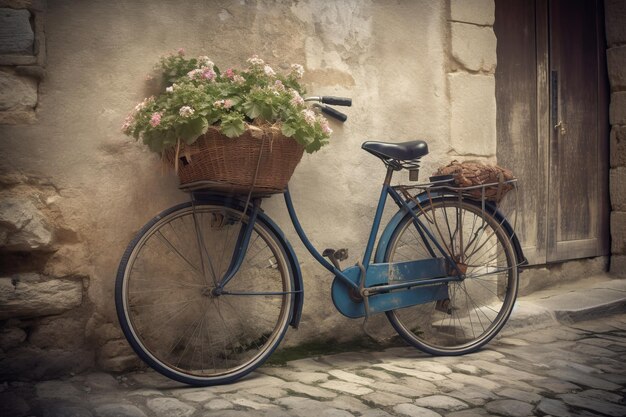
[166,125,305,194]
[434,160,515,202]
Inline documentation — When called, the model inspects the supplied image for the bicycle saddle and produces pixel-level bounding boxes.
[361,140,429,161]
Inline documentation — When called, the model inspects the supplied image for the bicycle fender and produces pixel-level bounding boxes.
[192,194,304,329]
[374,192,527,267]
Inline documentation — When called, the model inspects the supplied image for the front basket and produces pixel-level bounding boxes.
[166,126,305,194]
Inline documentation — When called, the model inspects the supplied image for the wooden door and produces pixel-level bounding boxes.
[495,0,609,265]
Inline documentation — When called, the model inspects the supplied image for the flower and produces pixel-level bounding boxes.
[150,112,163,127]
[213,99,233,109]
[290,89,304,106]
[197,56,214,68]
[123,51,334,154]
[264,65,276,77]
[121,115,134,133]
[290,64,304,79]
[302,109,316,125]
[177,48,185,56]
[247,55,264,66]
[179,106,194,117]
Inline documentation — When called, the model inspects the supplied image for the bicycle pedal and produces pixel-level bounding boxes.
[323,248,347,269]
[334,248,349,261]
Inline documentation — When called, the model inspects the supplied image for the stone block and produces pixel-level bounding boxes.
[0,196,54,251]
[0,1,46,12]
[0,274,83,320]
[0,8,33,54]
[610,167,626,211]
[0,326,26,350]
[0,71,37,111]
[449,72,496,156]
[451,22,497,72]
[29,317,85,349]
[610,91,626,126]
[611,126,626,168]
[450,0,494,25]
[612,211,626,254]
[0,109,36,124]
[611,255,626,276]
[98,339,141,371]
[608,46,626,90]
[605,0,626,46]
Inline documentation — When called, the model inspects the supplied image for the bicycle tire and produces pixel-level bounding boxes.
[383,197,519,355]
[115,201,294,386]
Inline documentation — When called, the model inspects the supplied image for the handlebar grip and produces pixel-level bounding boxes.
[321,96,352,107]
[321,105,348,122]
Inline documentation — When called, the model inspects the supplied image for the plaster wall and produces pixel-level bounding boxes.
[0,0,500,375]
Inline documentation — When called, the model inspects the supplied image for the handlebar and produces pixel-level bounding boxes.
[320,105,348,122]
[305,96,352,122]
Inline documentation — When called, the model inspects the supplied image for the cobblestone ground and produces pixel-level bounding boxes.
[2,314,626,417]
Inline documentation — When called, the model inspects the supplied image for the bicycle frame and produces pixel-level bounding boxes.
[286,166,464,292]
[210,166,462,303]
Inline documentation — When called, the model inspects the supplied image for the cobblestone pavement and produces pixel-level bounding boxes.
[2,313,626,417]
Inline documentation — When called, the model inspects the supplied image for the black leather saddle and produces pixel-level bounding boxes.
[361,140,429,162]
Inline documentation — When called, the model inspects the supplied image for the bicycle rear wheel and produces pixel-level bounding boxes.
[384,197,519,355]
[115,202,294,386]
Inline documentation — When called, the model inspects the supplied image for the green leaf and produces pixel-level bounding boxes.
[281,123,296,138]
[243,100,263,119]
[221,116,245,138]
[178,117,208,143]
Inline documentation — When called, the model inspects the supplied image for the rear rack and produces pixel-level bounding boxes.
[393,178,522,267]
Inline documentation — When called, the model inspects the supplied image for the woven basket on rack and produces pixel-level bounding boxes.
[435,160,515,202]
[165,125,305,194]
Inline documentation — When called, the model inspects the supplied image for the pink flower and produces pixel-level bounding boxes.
[302,109,316,125]
[121,115,134,133]
[150,112,162,127]
[177,48,185,56]
[274,80,285,91]
[213,99,234,109]
[290,90,304,106]
[202,68,216,81]
[224,68,235,79]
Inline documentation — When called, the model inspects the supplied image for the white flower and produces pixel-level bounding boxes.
[166,86,174,93]
[233,75,245,84]
[290,63,304,79]
[179,106,195,118]
[264,65,276,77]
[247,55,265,66]
[197,56,214,68]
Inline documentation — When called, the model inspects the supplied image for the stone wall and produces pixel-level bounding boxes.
[448,0,497,160]
[0,0,45,124]
[606,0,626,276]
[0,0,462,378]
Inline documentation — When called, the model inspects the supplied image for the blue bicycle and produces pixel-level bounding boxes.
[115,96,526,386]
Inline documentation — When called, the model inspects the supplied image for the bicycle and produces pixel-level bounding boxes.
[115,96,527,386]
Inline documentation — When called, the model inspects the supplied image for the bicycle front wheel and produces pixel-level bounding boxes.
[384,197,519,355]
[115,202,294,386]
